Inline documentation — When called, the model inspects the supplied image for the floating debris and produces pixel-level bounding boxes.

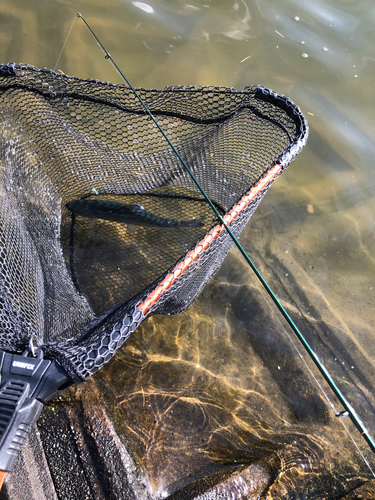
[294,16,300,21]
[301,53,309,58]
[322,47,328,52]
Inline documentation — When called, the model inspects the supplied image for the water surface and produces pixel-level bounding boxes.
[0,0,374,497]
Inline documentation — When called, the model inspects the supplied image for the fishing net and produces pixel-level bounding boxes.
[0,62,308,384]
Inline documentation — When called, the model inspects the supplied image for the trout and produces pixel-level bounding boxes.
[66,198,204,228]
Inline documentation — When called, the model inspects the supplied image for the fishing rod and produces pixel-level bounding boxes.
[77,13,375,456]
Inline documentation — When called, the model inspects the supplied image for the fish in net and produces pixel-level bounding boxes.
[0,62,308,473]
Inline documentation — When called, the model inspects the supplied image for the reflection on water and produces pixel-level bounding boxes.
[1,0,375,497]
[132,0,253,43]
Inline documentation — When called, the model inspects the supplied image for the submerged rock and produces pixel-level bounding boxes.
[0,373,374,499]
[1,252,375,499]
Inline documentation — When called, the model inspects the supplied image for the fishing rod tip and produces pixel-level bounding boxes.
[77,13,82,18]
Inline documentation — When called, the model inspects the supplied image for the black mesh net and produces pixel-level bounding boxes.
[0,63,308,382]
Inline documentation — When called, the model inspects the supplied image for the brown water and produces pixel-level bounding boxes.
[1,0,375,497]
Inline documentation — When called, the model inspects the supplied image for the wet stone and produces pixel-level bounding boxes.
[1,374,375,500]
[166,464,270,499]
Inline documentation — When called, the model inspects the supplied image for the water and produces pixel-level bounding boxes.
[1,0,375,497]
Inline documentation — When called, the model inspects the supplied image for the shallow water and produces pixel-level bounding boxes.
[0,0,374,497]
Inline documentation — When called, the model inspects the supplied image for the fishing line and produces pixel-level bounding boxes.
[54,15,77,72]
[76,13,375,456]
[233,245,375,477]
